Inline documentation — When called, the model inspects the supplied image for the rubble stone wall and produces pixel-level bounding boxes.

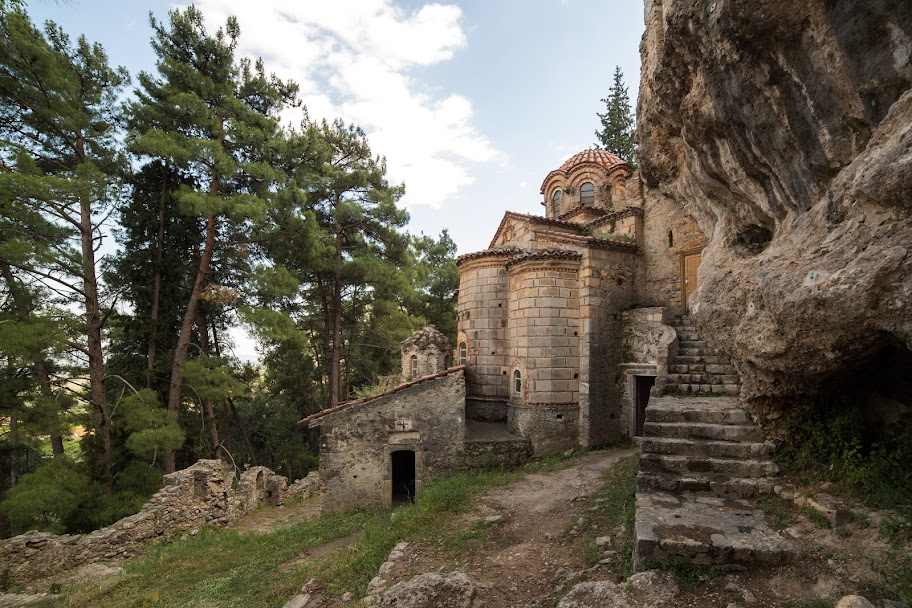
[0,460,291,586]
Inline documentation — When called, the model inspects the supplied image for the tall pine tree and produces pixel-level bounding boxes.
[0,6,129,492]
[127,6,298,472]
[594,66,636,165]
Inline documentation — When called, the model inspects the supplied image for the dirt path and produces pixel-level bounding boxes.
[378,446,638,608]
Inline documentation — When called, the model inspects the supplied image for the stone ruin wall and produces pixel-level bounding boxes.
[0,460,316,586]
[637,0,912,406]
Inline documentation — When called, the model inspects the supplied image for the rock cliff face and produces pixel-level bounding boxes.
[638,0,912,401]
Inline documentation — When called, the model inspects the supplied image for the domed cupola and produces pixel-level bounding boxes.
[540,149,632,220]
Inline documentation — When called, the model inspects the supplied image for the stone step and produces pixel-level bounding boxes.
[645,401,750,425]
[675,332,701,342]
[635,472,776,498]
[641,437,770,459]
[673,355,704,364]
[639,453,779,478]
[666,373,734,385]
[643,421,763,442]
[678,346,710,357]
[678,339,706,349]
[633,491,796,570]
[666,383,741,395]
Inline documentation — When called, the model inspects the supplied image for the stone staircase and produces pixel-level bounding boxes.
[633,396,795,569]
[665,315,740,395]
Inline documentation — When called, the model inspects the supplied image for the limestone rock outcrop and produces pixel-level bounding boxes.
[638,0,912,401]
[375,571,481,608]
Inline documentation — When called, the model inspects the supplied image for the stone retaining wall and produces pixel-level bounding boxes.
[0,460,293,586]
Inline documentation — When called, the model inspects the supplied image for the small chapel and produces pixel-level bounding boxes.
[304,149,718,511]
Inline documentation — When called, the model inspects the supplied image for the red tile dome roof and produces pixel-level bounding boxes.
[540,149,629,192]
[558,149,626,173]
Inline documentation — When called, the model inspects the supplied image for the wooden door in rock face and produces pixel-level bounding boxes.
[683,253,701,310]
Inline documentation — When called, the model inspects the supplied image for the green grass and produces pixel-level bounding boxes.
[49,450,587,608]
[577,454,639,578]
[640,557,734,591]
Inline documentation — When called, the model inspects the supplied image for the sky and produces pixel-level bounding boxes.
[27,0,645,359]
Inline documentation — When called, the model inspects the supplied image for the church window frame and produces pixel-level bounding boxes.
[552,189,562,217]
[458,342,467,365]
[580,181,595,205]
[513,369,522,395]
[410,355,418,379]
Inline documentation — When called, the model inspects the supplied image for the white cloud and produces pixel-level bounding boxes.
[194,0,500,209]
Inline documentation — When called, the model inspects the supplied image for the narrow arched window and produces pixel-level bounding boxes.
[668,230,674,248]
[458,342,467,365]
[580,182,595,205]
[513,370,522,395]
[552,190,562,217]
[410,355,418,378]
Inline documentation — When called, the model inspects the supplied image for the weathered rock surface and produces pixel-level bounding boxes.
[638,0,912,401]
[557,571,678,608]
[375,572,480,608]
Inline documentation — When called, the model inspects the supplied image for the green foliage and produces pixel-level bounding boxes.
[774,397,912,518]
[117,389,186,461]
[0,459,97,535]
[578,454,639,577]
[594,66,636,165]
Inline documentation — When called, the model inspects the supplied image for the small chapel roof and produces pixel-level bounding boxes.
[401,326,451,350]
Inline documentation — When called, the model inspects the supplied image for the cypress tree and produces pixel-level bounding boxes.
[595,66,637,165]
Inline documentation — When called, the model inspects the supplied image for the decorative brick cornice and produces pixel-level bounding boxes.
[504,248,583,269]
[456,245,527,266]
[584,205,645,229]
[508,401,581,410]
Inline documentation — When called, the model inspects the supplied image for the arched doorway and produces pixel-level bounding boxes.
[391,450,416,506]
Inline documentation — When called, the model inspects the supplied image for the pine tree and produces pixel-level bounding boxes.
[0,6,129,492]
[308,119,409,407]
[127,6,299,472]
[595,66,637,165]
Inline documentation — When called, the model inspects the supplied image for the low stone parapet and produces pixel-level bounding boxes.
[0,459,293,587]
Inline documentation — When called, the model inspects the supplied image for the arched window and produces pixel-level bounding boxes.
[552,190,562,217]
[458,342,467,365]
[513,370,522,395]
[580,182,595,205]
[410,355,418,378]
[668,230,674,248]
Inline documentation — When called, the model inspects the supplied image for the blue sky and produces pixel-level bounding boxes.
[28,1,644,360]
[30,0,644,255]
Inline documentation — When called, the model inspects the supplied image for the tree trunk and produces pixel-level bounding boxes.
[8,414,19,488]
[196,307,221,459]
[164,211,216,473]
[329,199,343,408]
[227,397,257,466]
[145,164,169,387]
[0,263,65,458]
[35,360,64,458]
[77,133,113,493]
[212,324,256,465]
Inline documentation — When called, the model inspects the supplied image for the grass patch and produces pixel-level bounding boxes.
[642,557,733,591]
[755,494,798,531]
[577,454,639,578]
[52,451,585,608]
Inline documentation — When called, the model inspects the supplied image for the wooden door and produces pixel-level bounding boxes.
[683,253,701,310]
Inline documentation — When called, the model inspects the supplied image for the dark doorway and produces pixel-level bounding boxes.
[634,376,656,437]
[391,450,416,506]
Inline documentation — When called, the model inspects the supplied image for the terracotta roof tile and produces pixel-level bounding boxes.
[540,149,631,192]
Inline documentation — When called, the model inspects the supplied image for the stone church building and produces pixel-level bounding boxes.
[304,149,715,511]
